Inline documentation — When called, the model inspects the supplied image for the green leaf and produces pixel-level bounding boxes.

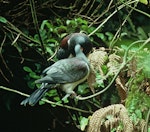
[47,38,57,43]
[60,33,68,39]
[46,46,54,55]
[135,109,142,119]
[35,63,41,72]
[137,27,147,39]
[51,100,62,107]
[46,89,58,97]
[81,25,88,31]
[121,45,128,50]
[75,18,88,25]
[56,26,67,32]
[95,33,106,41]
[79,116,89,131]
[56,18,63,25]
[39,100,46,105]
[23,66,33,72]
[35,83,41,89]
[29,72,40,79]
[96,72,104,88]
[101,65,108,75]
[66,20,71,25]
[105,32,114,41]
[139,0,148,4]
[0,16,7,23]
[62,97,69,103]
[138,53,150,78]
[77,83,89,94]
[40,20,53,31]
[34,34,40,41]
[27,80,35,89]
[54,96,60,102]
[111,128,117,132]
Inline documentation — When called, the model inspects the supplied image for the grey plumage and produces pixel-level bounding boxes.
[21,44,90,106]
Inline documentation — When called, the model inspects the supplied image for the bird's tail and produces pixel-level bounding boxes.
[20,85,49,106]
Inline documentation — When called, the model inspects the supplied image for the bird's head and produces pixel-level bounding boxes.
[57,33,92,59]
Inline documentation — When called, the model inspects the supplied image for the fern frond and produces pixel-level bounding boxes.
[88,48,108,76]
[107,53,121,75]
[87,104,133,132]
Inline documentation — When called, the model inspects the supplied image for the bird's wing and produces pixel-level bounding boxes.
[35,58,89,84]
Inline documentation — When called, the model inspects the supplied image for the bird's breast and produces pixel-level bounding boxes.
[61,63,90,94]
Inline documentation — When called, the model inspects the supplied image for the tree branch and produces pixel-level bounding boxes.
[0,86,92,114]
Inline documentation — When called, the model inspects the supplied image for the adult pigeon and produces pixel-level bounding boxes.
[57,33,92,59]
[21,44,90,106]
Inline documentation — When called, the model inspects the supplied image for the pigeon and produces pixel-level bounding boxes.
[21,44,90,106]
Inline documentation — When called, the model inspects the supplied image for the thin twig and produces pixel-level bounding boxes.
[109,1,138,48]
[77,0,91,16]
[0,32,13,79]
[47,47,58,61]
[0,86,93,114]
[4,23,40,44]
[0,86,29,97]
[29,0,48,64]
[121,0,150,18]
[11,33,21,45]
[88,0,137,37]
[88,0,113,27]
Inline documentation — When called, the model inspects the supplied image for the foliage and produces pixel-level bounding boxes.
[0,0,150,131]
[125,49,150,127]
[23,65,40,89]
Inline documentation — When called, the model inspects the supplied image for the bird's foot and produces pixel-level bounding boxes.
[62,92,77,103]
[70,92,77,99]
